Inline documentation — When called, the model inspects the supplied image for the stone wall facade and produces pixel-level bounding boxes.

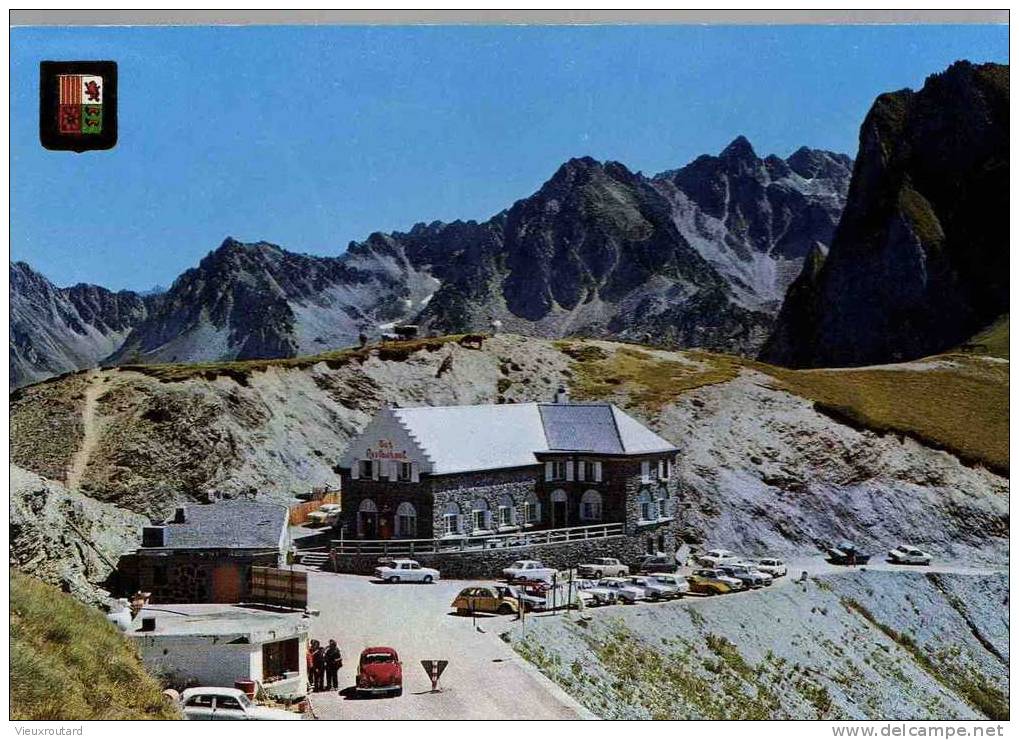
[328,534,643,579]
[335,452,683,572]
[132,550,283,604]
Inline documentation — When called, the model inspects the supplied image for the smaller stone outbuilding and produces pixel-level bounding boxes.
[126,501,290,604]
[130,603,310,700]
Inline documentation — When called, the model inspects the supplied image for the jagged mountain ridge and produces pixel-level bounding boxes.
[762,61,1009,367]
[10,262,156,388]
[11,138,850,386]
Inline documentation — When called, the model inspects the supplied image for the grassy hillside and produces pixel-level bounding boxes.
[10,570,179,720]
[960,315,1009,359]
[559,340,1008,476]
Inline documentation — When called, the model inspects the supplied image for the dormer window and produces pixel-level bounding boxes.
[398,461,413,482]
[545,460,567,481]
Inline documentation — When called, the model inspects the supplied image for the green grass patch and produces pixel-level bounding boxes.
[556,341,742,413]
[960,315,1009,360]
[10,570,179,720]
[758,356,1008,475]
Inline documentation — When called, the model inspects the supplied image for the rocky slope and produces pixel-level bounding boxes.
[13,139,850,383]
[763,61,1009,367]
[10,464,147,606]
[9,335,1007,564]
[507,569,1008,719]
[10,262,153,388]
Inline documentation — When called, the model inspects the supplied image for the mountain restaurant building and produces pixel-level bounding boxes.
[336,393,682,558]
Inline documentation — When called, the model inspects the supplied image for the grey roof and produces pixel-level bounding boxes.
[148,501,288,550]
[131,603,308,641]
[387,402,676,475]
[539,403,624,453]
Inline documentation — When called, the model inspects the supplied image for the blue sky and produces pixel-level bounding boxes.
[11,24,1008,290]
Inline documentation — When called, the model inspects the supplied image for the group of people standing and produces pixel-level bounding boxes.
[307,639,343,692]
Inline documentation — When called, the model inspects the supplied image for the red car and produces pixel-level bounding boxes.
[355,646,403,697]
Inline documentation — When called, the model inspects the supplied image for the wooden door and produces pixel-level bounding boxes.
[210,563,244,603]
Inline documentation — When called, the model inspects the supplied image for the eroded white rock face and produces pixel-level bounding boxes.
[505,569,1009,720]
[10,464,148,606]
[657,371,1008,563]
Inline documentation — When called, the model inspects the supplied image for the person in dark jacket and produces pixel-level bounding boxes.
[324,639,343,690]
[311,642,327,691]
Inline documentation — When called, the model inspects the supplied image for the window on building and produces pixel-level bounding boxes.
[580,490,602,521]
[524,492,541,524]
[471,500,491,532]
[262,638,300,681]
[646,537,656,555]
[576,460,588,482]
[396,502,416,538]
[658,493,669,519]
[497,494,515,528]
[358,459,373,478]
[545,460,567,481]
[442,503,461,536]
[658,459,670,480]
[641,460,652,483]
[638,490,654,522]
[397,461,413,482]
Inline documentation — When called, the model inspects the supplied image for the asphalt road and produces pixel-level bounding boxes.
[302,556,1004,719]
[304,570,590,720]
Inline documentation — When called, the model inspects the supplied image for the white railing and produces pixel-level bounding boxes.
[331,521,624,556]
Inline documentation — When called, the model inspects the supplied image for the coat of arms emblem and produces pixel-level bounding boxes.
[57,74,103,134]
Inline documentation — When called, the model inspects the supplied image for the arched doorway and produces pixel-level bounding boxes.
[358,499,378,538]
[550,489,568,528]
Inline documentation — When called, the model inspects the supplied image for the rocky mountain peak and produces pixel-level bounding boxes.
[719,135,758,161]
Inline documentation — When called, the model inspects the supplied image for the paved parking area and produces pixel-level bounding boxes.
[302,557,1004,719]
[303,571,590,720]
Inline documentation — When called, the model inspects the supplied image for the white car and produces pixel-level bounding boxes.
[597,577,645,604]
[374,559,440,583]
[626,575,677,600]
[306,503,342,526]
[754,558,788,577]
[502,560,556,583]
[696,548,739,567]
[577,557,630,578]
[888,545,932,566]
[647,573,689,598]
[573,578,618,606]
[181,687,302,721]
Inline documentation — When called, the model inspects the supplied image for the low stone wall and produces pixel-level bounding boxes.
[327,534,651,579]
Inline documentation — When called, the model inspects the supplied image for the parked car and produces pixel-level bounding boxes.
[639,554,678,574]
[827,542,872,565]
[626,575,678,600]
[573,578,617,606]
[887,545,932,566]
[356,646,403,697]
[721,564,773,589]
[509,582,551,611]
[305,503,342,527]
[451,585,521,615]
[374,559,440,583]
[696,548,739,567]
[577,557,630,578]
[754,558,788,578]
[596,577,645,604]
[687,568,741,595]
[502,560,556,583]
[647,572,689,598]
[181,687,302,720]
